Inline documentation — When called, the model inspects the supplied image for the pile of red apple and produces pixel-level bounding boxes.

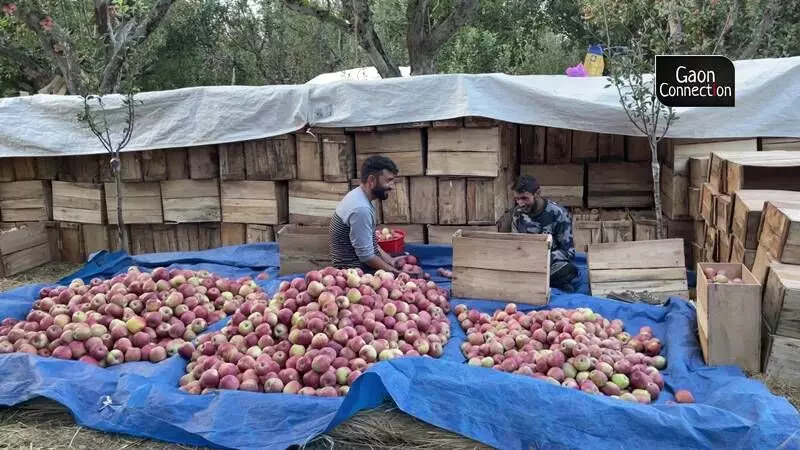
[375,227,402,242]
[456,303,674,404]
[392,254,429,279]
[0,267,264,367]
[702,267,745,284]
[177,267,451,396]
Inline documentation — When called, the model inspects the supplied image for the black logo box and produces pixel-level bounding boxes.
[655,55,736,108]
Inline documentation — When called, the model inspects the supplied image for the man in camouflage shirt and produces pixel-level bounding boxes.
[510,175,579,292]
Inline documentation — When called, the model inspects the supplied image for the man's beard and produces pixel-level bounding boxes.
[372,186,391,200]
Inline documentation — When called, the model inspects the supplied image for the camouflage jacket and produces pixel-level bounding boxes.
[511,200,576,263]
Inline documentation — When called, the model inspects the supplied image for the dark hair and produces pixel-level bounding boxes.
[360,155,399,183]
[513,175,540,194]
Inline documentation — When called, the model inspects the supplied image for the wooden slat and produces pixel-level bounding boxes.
[519,125,545,164]
[763,334,800,386]
[762,262,800,339]
[463,117,497,128]
[599,210,634,244]
[221,223,247,246]
[762,138,800,151]
[661,164,689,219]
[0,223,47,256]
[52,181,105,224]
[467,178,496,225]
[119,151,143,181]
[12,158,37,180]
[437,178,467,225]
[287,181,348,226]
[294,134,323,181]
[410,176,437,224]
[426,225,498,244]
[573,219,601,252]
[35,157,58,180]
[704,223,717,262]
[427,127,502,177]
[545,127,572,164]
[0,162,14,182]
[218,142,246,181]
[82,224,109,257]
[141,149,168,182]
[246,224,275,243]
[197,223,221,250]
[244,136,297,180]
[431,118,464,128]
[689,187,701,219]
[626,136,651,162]
[176,223,200,251]
[0,242,51,277]
[590,267,686,283]
[161,179,221,223]
[587,162,653,208]
[0,180,52,222]
[165,148,190,180]
[59,155,102,183]
[150,225,178,252]
[590,277,688,298]
[588,239,684,270]
[597,134,625,161]
[715,194,733,233]
[59,222,85,263]
[105,182,163,224]
[187,146,219,179]
[375,121,431,131]
[381,177,411,223]
[727,156,800,195]
[732,190,800,249]
[688,156,709,188]
[729,236,756,269]
[129,225,155,255]
[453,231,550,273]
[571,131,598,162]
[700,182,718,224]
[718,232,731,263]
[355,129,423,176]
[520,164,584,207]
[452,268,550,305]
[221,180,288,225]
[758,201,800,266]
[322,134,355,182]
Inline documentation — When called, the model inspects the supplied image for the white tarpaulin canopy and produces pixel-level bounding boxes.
[1,56,798,157]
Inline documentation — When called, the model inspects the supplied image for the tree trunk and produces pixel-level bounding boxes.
[110,156,129,253]
[407,43,437,75]
[649,136,665,240]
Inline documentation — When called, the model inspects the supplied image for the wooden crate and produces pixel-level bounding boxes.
[295,134,323,181]
[322,133,355,182]
[426,225,498,245]
[695,262,761,372]
[625,136,651,162]
[198,223,222,250]
[288,181,348,226]
[0,181,52,222]
[165,148,190,180]
[452,230,551,304]
[105,181,163,224]
[466,178,497,225]
[187,145,218,180]
[599,210,634,244]
[243,135,297,180]
[732,190,800,250]
[571,130,597,162]
[761,331,800,385]
[718,232,732,263]
[661,165,690,219]
[59,222,85,263]
[519,125,545,164]
[631,211,657,241]
[762,262,800,340]
[757,201,800,267]
[35,157,59,180]
[218,142,246,181]
[521,164,584,207]
[587,162,653,208]
[715,194,733,233]
[355,129,423,177]
[688,156,709,188]
[597,134,625,161]
[160,179,221,223]
[437,178,467,225]
[220,181,288,225]
[141,149,168,182]
[725,152,800,194]
[588,239,688,300]
[665,139,757,174]
[409,177,438,224]
[762,138,800,151]
[700,182,718,224]
[0,162,13,182]
[545,128,572,164]
[151,224,180,252]
[0,223,51,277]
[82,224,109,257]
[427,127,504,177]
[572,208,601,252]
[221,223,247,246]
[730,236,756,269]
[277,225,331,275]
[11,157,37,180]
[129,225,155,255]
[246,224,275,243]
[381,177,411,223]
[378,224,425,243]
[105,224,130,253]
[52,181,106,224]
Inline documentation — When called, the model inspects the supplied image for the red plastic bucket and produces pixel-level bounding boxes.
[377,228,406,254]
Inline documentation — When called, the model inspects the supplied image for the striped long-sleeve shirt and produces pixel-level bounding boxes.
[329,187,381,269]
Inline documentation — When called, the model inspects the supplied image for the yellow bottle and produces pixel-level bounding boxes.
[583,45,605,77]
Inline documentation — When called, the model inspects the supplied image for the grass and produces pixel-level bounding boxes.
[0,263,797,449]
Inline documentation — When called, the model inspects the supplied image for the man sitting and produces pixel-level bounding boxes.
[510,175,579,292]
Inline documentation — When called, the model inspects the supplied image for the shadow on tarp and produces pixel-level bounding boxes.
[0,244,796,450]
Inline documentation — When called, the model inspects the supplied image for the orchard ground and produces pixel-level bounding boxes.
[0,263,797,449]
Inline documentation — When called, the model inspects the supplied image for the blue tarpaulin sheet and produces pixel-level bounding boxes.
[1,243,798,450]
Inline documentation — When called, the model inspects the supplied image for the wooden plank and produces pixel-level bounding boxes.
[221,180,289,225]
[161,179,221,223]
[763,334,800,385]
[732,190,800,249]
[626,136,651,162]
[141,149,168,182]
[426,225,498,245]
[591,276,688,298]
[0,162,14,182]
[762,263,800,339]
[165,148,190,180]
[726,155,800,195]
[689,187,701,219]
[463,117,497,128]
[437,178,467,225]
[277,225,331,275]
[176,223,200,251]
[589,267,686,283]
[667,139,758,174]
[452,267,550,305]
[409,176,437,224]
[12,158,37,180]
[597,134,625,161]
[375,121,431,131]
[52,181,106,224]
[355,129,423,177]
[661,164,690,219]
[520,164,584,207]
[696,262,761,372]
[246,224,275,243]
[378,224,425,243]
[82,224,109,257]
[59,155,102,183]
[431,118,464,128]
[221,223,247,246]
[44,221,61,262]
[288,181,349,226]
[761,138,800,151]
[571,131,598,162]
[105,225,129,253]
[700,182,717,224]
[718,232,731,263]
[545,127,572,164]
[519,125,545,164]
[427,127,501,177]
[588,238,684,270]
[688,157,709,188]
[381,177,411,223]
[587,162,653,208]
[188,145,219,180]
[0,222,47,256]
[322,134,355,182]
[150,225,178,252]
[119,151,143,182]
[466,178,496,225]
[0,180,52,222]
[105,182,163,224]
[758,201,800,266]
[715,194,733,233]
[59,222,84,263]
[218,142,246,181]
[197,223,221,250]
[294,134,323,181]
[0,242,51,277]
[244,136,297,180]
[35,157,58,180]
[129,225,155,255]
[453,231,551,273]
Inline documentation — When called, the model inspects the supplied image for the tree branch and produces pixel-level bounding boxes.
[94,0,113,61]
[424,0,480,51]
[281,0,352,34]
[17,8,86,95]
[99,0,176,93]
[0,44,50,81]
[737,0,780,59]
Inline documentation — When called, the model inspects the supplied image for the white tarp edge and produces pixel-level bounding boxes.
[1,56,799,158]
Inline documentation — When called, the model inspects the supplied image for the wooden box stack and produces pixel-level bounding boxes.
[451,230,551,304]
[587,239,689,300]
[571,209,633,253]
[761,262,800,384]
[696,263,762,372]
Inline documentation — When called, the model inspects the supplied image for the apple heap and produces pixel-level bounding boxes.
[178,267,451,396]
[0,267,265,367]
[375,227,401,242]
[702,267,745,284]
[456,303,668,404]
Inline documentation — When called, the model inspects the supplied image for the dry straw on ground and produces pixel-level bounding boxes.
[0,263,797,449]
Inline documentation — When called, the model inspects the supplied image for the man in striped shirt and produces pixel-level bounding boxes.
[329,155,404,274]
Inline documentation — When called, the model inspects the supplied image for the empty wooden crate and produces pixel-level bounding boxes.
[277,225,331,275]
[0,223,52,276]
[221,181,288,224]
[451,230,551,304]
[588,239,688,299]
[696,263,762,372]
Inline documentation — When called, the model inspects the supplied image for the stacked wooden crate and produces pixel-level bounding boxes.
[761,262,800,384]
